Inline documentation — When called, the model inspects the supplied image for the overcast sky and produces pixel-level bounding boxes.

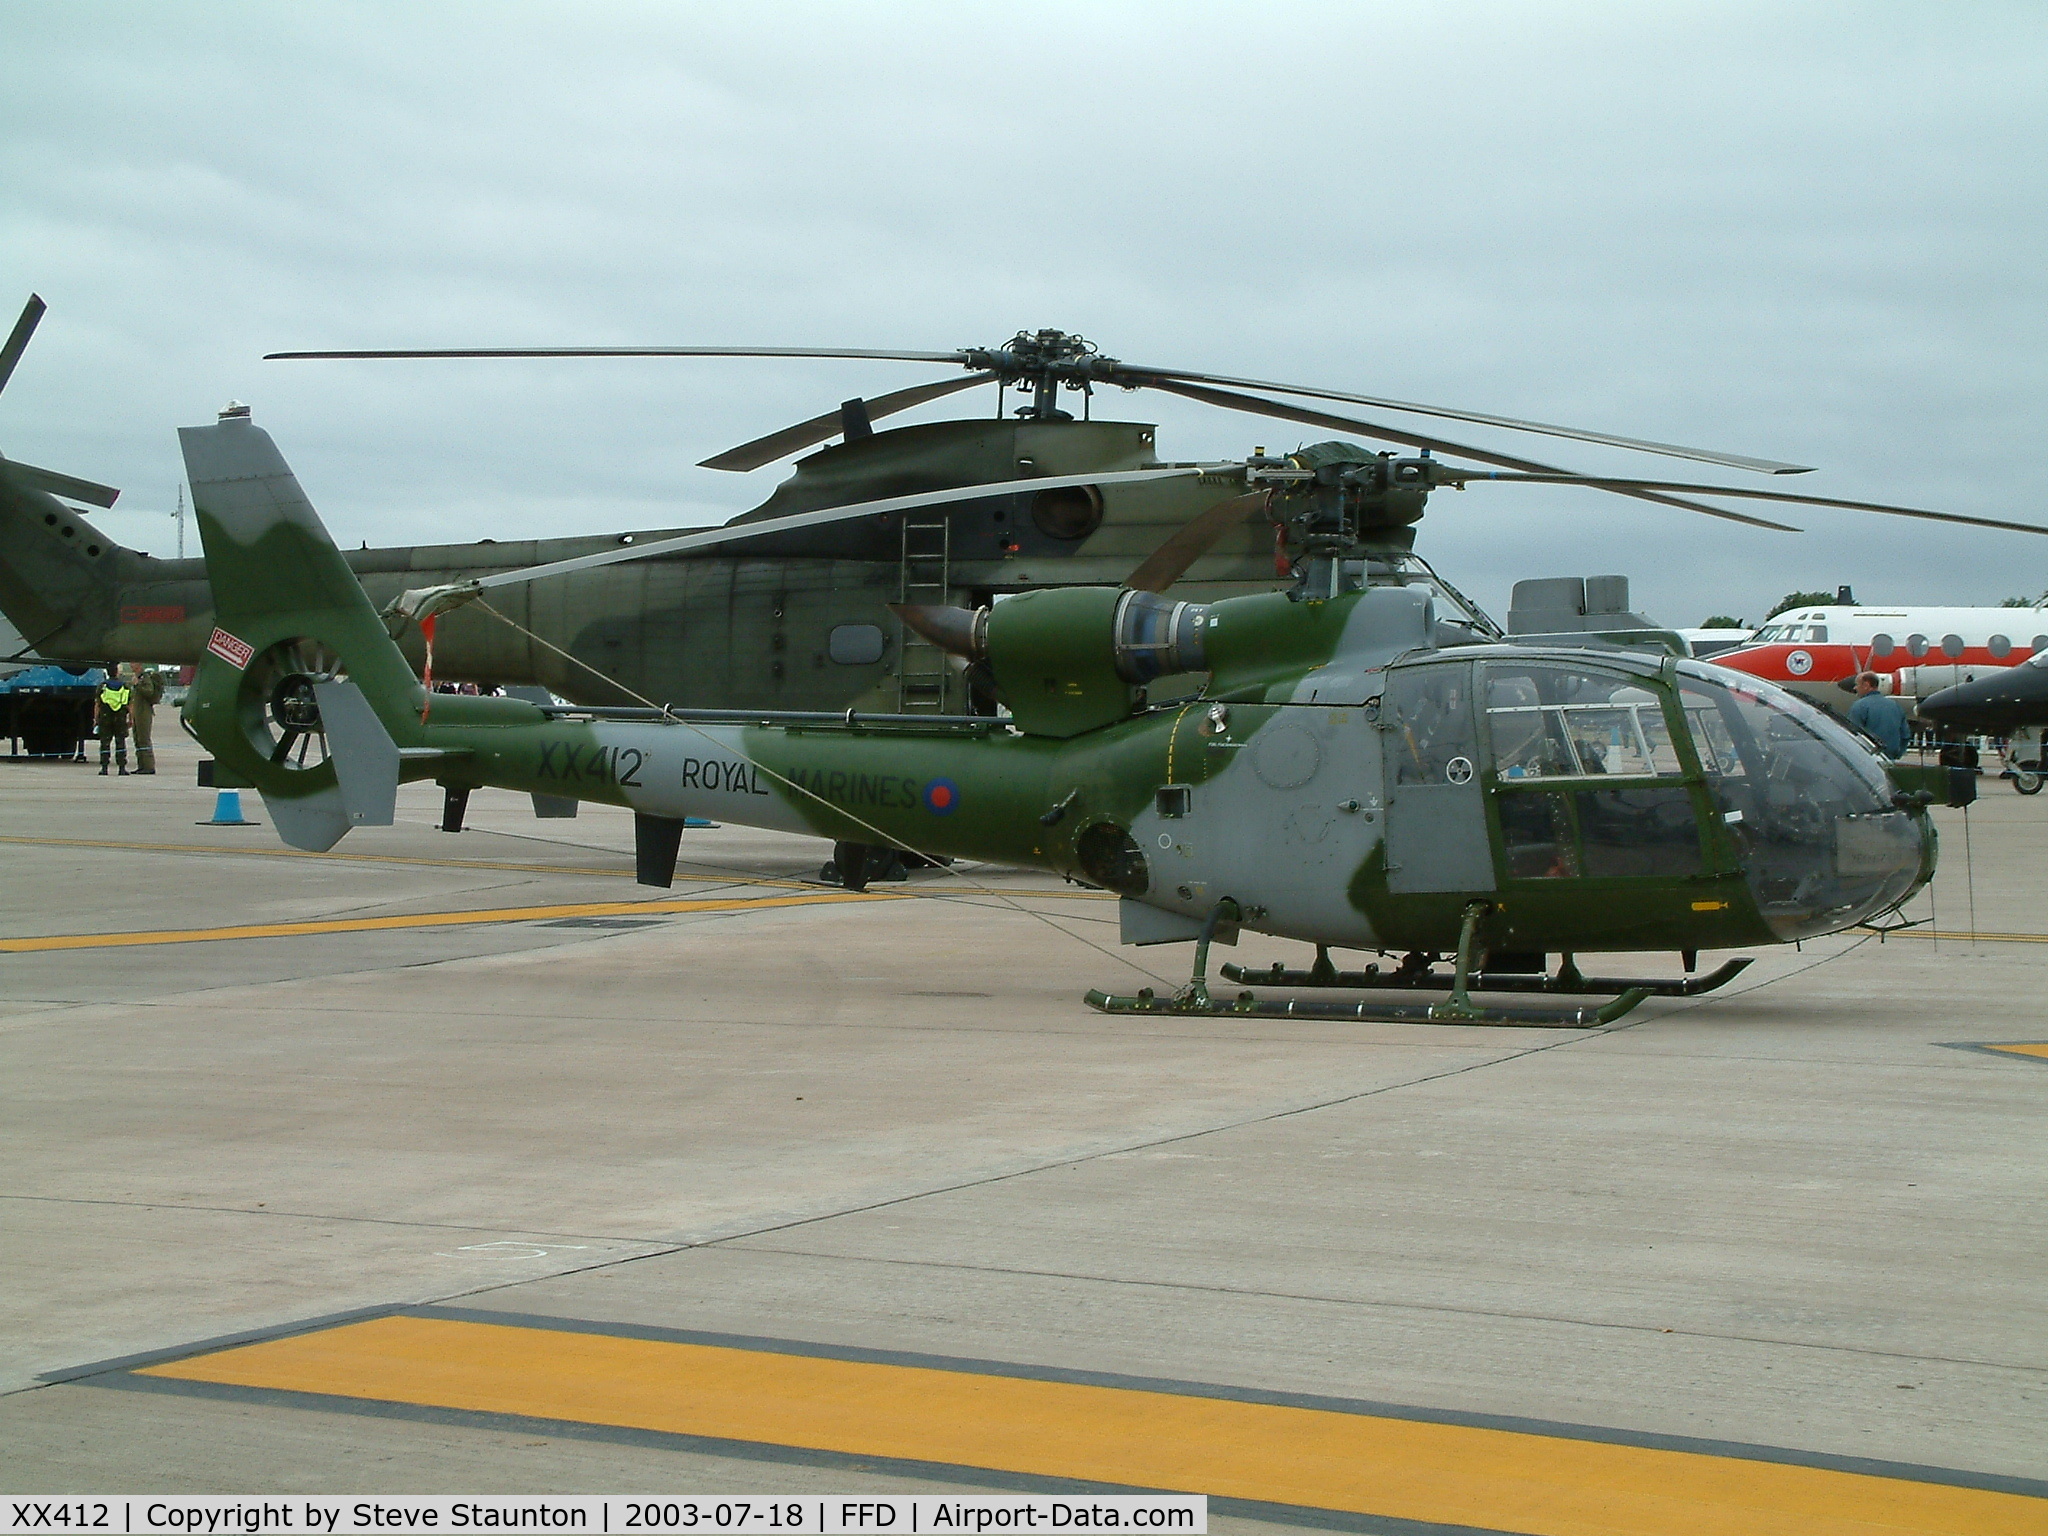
[4,1,2044,627]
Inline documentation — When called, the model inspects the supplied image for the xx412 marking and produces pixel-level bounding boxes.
[535,742,645,787]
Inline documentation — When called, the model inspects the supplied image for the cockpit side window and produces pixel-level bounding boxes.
[1484,663,1683,780]
[1390,664,1477,785]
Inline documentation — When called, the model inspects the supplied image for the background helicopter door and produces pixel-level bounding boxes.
[1383,661,1498,894]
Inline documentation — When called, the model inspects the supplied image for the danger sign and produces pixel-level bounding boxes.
[207,627,254,669]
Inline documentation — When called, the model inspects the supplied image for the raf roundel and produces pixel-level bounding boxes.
[923,777,961,815]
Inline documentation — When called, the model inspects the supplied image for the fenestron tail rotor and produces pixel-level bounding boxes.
[240,638,346,770]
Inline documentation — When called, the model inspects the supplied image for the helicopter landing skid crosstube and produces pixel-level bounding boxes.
[1086,901,1750,1027]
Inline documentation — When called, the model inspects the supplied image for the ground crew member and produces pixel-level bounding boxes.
[1848,671,1911,759]
[124,663,162,774]
[94,670,132,776]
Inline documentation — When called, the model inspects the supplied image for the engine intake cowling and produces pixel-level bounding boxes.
[894,588,1213,738]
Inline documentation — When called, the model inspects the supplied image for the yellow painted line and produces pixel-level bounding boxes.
[1983,1043,2048,1060]
[0,833,641,879]
[0,891,898,953]
[138,1315,2045,1536]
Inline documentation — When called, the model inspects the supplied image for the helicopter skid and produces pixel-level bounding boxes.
[1217,956,1752,999]
[1082,984,1651,1027]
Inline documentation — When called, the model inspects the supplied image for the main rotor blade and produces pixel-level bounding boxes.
[396,463,1233,618]
[1145,378,1800,532]
[1,457,120,508]
[1123,490,1271,594]
[699,372,998,472]
[1117,363,1812,475]
[0,294,47,398]
[1448,474,2048,537]
[265,345,972,363]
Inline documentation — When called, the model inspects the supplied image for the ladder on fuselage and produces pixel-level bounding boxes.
[896,514,952,712]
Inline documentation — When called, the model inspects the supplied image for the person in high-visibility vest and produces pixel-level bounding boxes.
[95,673,132,776]
[122,662,163,774]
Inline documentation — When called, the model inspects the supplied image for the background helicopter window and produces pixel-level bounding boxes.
[827,624,886,665]
[1572,786,1703,877]
[1029,484,1104,541]
[1484,664,1682,779]
[1389,665,1477,785]
[1496,790,1578,878]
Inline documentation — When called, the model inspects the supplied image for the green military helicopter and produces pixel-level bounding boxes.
[176,403,2024,1026]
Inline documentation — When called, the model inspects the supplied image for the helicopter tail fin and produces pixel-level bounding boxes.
[178,407,428,850]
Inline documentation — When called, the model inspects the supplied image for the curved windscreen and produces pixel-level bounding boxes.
[1675,661,1925,939]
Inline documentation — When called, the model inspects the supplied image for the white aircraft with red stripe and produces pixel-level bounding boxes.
[1713,601,2048,712]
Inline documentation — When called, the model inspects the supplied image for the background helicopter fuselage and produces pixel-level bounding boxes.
[2,418,1286,710]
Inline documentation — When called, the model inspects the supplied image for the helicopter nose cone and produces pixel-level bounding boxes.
[1679,663,1930,941]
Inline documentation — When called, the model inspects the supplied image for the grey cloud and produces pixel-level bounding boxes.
[2,0,2044,625]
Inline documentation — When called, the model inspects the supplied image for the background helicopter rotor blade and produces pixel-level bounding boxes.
[264,344,973,363]
[1445,473,2048,537]
[1143,377,1801,532]
[1122,489,1272,594]
[0,294,121,506]
[699,371,999,471]
[1,461,121,508]
[263,329,1811,478]
[1115,362,1813,475]
[0,294,48,398]
[394,463,1233,618]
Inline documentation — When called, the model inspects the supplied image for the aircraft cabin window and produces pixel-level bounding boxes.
[2033,635,2048,655]
[1574,787,1703,878]
[1497,790,1578,878]
[1941,634,1965,658]
[1870,633,1895,657]
[1484,664,1683,780]
[1389,666,1477,785]
[1989,634,2012,658]
[827,624,886,665]
[1906,633,1929,658]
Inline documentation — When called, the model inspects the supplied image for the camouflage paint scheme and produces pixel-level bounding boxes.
[2,417,1282,710]
[181,415,1935,965]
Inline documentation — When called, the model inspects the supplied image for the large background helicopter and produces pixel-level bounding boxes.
[6,307,1854,713]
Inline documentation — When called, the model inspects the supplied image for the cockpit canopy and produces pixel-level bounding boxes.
[1384,648,1927,941]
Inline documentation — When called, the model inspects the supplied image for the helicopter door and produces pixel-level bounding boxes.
[1382,661,1497,894]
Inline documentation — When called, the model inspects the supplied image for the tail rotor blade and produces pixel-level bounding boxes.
[0,294,48,399]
